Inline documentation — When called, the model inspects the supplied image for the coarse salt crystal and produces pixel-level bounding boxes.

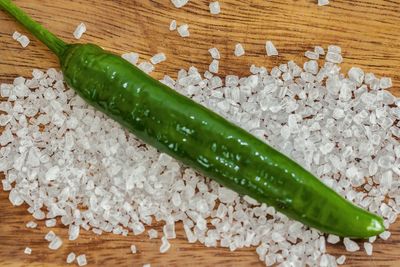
[336,255,346,265]
[73,23,86,39]
[122,52,139,65]
[67,252,76,264]
[234,43,245,57]
[327,234,340,244]
[209,60,219,74]
[24,247,32,255]
[177,24,190,37]
[208,47,221,59]
[76,254,87,266]
[12,31,21,40]
[169,20,177,31]
[150,53,167,65]
[318,0,329,6]
[364,242,373,255]
[171,0,188,8]
[160,236,171,253]
[343,238,360,252]
[138,62,155,74]
[48,236,63,250]
[16,35,30,48]
[45,231,56,242]
[130,244,137,254]
[209,1,221,15]
[265,41,278,56]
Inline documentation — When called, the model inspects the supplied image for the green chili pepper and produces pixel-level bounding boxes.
[0,0,385,238]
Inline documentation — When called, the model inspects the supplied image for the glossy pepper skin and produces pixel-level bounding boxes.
[0,0,385,238]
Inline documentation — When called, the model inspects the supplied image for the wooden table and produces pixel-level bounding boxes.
[0,0,399,266]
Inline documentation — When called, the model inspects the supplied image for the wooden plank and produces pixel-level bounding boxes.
[0,0,399,266]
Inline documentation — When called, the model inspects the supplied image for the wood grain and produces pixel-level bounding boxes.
[0,0,399,266]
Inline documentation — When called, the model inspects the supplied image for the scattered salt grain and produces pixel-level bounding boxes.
[12,31,21,40]
[48,236,63,250]
[314,46,325,55]
[130,244,137,254]
[327,234,340,244]
[67,252,76,264]
[336,255,346,265]
[177,24,190,37]
[143,264,151,267]
[208,47,221,59]
[45,231,56,242]
[364,242,373,256]
[379,231,391,240]
[150,53,167,65]
[209,1,221,15]
[234,43,245,57]
[318,0,329,6]
[343,238,360,252]
[69,224,80,241]
[15,34,30,48]
[138,62,155,74]
[171,0,189,8]
[122,52,139,65]
[169,20,177,31]
[45,219,57,228]
[380,77,392,89]
[26,221,37,229]
[160,236,171,253]
[148,229,158,239]
[76,254,87,266]
[348,67,364,85]
[265,41,278,56]
[209,60,219,73]
[73,23,86,39]
[24,247,32,255]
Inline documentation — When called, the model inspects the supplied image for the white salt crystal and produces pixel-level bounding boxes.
[325,52,343,64]
[143,264,151,267]
[318,0,329,6]
[150,53,166,65]
[26,221,37,228]
[16,35,30,48]
[9,189,23,206]
[209,60,219,73]
[379,231,391,240]
[348,67,364,85]
[234,43,245,57]
[67,252,76,264]
[73,23,86,39]
[160,236,171,253]
[314,46,325,55]
[364,242,373,256]
[69,224,80,241]
[380,77,392,89]
[169,20,177,31]
[148,229,158,239]
[76,254,87,266]
[45,166,60,182]
[177,24,190,37]
[122,52,139,65]
[163,223,176,239]
[48,236,63,250]
[327,234,340,244]
[336,255,346,265]
[265,41,278,56]
[130,244,137,254]
[209,1,221,15]
[138,62,155,74]
[369,236,377,243]
[171,0,189,8]
[343,238,360,252]
[305,51,319,60]
[208,47,220,59]
[45,231,56,242]
[218,187,238,203]
[328,45,342,54]
[24,247,32,255]
[12,31,21,40]
[45,219,57,228]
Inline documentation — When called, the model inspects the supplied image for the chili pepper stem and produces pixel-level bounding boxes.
[0,0,66,56]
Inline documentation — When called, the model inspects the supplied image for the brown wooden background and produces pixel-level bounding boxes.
[0,0,400,266]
